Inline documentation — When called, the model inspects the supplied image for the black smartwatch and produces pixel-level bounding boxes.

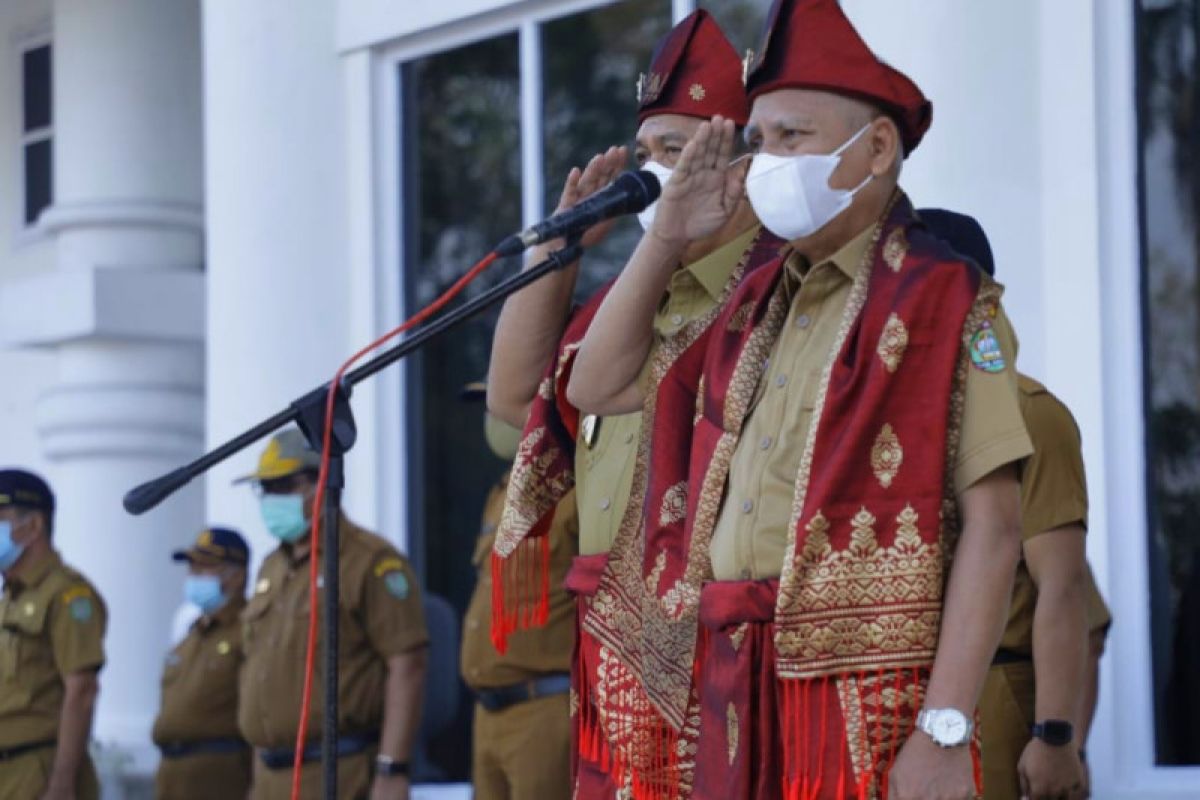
[1031,719,1074,746]
[374,754,409,777]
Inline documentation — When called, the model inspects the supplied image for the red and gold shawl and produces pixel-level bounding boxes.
[578,230,784,797]
[585,194,998,797]
[490,283,613,653]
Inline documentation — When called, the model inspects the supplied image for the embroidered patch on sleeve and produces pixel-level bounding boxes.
[383,570,410,600]
[968,320,1006,373]
[69,596,94,622]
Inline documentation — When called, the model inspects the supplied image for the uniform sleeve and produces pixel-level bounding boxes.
[1019,392,1089,540]
[49,583,107,675]
[953,305,1034,494]
[361,552,429,658]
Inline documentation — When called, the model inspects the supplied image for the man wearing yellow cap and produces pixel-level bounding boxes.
[459,383,577,799]
[236,429,429,800]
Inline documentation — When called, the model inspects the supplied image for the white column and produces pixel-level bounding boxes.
[202,0,375,570]
[0,0,205,770]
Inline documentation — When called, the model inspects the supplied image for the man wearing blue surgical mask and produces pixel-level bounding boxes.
[153,527,252,799]
[235,428,429,800]
[0,468,106,800]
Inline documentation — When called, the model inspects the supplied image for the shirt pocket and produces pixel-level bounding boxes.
[0,597,49,710]
[240,591,276,650]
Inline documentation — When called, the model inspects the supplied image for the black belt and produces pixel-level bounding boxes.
[0,739,56,762]
[475,673,571,713]
[258,733,378,770]
[992,648,1032,666]
[159,737,249,759]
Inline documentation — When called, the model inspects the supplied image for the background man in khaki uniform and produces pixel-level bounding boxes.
[459,389,576,799]
[0,469,105,800]
[152,526,253,799]
[236,430,429,800]
[922,209,1111,800]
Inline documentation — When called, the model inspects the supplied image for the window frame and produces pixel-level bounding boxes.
[15,30,52,242]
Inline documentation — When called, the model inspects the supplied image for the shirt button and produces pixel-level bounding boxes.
[467,618,479,631]
[775,374,788,388]
[600,498,612,511]
[671,313,684,326]
[759,436,772,450]
[624,433,635,444]
[796,314,811,329]
[741,499,754,514]
[740,569,753,580]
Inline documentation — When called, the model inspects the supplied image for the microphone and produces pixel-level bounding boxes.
[495,170,661,257]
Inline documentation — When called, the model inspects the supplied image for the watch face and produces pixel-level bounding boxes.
[932,710,969,745]
[1037,720,1074,746]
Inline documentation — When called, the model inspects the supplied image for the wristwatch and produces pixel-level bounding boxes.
[1031,719,1074,747]
[374,754,409,777]
[916,708,973,748]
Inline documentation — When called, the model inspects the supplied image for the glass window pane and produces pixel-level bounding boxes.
[23,45,51,133]
[400,32,520,782]
[542,0,672,299]
[699,0,774,59]
[1137,0,1200,766]
[24,139,51,225]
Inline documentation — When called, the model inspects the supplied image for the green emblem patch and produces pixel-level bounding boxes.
[969,321,1006,373]
[384,571,410,600]
[69,596,93,623]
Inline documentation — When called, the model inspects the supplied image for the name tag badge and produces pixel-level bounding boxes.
[581,415,600,449]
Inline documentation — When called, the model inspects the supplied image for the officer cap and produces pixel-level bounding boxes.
[172,526,250,567]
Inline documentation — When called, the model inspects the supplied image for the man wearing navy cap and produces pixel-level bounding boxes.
[0,468,106,800]
[152,527,253,799]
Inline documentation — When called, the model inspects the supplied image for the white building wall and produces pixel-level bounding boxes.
[0,0,56,480]
[202,0,386,575]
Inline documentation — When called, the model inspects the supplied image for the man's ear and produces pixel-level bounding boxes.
[868,116,902,177]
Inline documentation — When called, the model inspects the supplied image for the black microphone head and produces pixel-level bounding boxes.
[614,170,662,213]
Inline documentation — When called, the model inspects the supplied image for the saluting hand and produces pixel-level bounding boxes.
[552,145,629,249]
[647,116,743,249]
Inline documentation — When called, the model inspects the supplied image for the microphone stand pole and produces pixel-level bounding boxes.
[124,239,584,799]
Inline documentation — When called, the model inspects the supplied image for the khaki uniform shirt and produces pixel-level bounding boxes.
[711,222,1033,580]
[577,226,762,555]
[153,596,247,745]
[0,551,107,749]
[461,473,577,689]
[238,520,429,748]
[1000,375,1108,653]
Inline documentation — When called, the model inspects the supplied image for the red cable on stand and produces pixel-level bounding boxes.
[290,250,500,799]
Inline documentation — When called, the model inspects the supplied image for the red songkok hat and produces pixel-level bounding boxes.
[637,10,749,127]
[744,0,933,155]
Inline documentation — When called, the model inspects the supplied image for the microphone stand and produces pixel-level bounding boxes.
[124,239,584,799]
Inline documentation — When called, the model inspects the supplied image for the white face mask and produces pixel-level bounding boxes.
[636,160,676,231]
[745,123,874,241]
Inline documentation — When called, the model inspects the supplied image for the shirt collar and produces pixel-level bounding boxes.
[678,225,762,300]
[198,594,247,632]
[786,220,879,283]
[4,549,61,594]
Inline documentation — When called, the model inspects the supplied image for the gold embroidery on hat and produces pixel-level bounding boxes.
[689,83,706,101]
[638,72,666,105]
[742,49,755,85]
[876,313,909,373]
[870,424,903,489]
